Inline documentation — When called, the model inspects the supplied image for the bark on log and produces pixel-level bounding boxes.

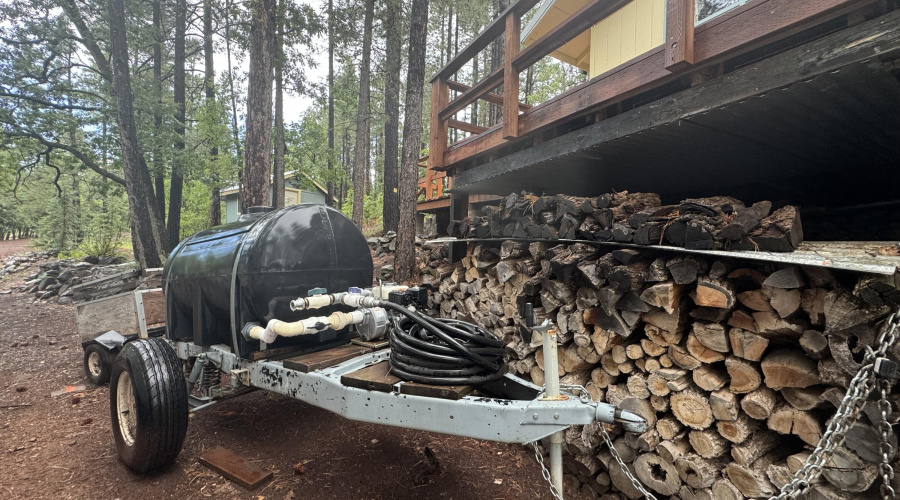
[675,454,726,489]
[689,428,730,458]
[633,453,682,496]
[767,404,823,445]
[760,348,821,389]
[731,430,778,466]
[729,328,769,362]
[740,387,777,420]
[725,357,762,394]
[716,413,757,444]
[710,388,739,421]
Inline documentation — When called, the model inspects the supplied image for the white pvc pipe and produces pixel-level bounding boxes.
[247,310,365,344]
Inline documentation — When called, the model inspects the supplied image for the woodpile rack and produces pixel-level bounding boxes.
[418,235,900,499]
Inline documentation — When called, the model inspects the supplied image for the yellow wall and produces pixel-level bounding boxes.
[589,0,665,78]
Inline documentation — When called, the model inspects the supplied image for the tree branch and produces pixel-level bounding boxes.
[0,90,102,111]
[4,129,125,185]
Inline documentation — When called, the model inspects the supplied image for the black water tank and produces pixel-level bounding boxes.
[162,204,373,357]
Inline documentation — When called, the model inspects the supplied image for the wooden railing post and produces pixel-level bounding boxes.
[502,13,521,140]
[665,0,695,71]
[429,78,449,172]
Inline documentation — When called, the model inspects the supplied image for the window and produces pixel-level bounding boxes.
[696,0,748,23]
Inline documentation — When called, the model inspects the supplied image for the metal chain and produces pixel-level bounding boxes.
[531,442,564,500]
[771,309,900,500]
[598,426,658,500]
[879,377,897,500]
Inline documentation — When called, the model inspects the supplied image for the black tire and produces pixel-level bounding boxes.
[84,344,112,385]
[110,338,189,474]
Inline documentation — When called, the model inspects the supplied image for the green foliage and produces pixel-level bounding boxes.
[70,195,130,259]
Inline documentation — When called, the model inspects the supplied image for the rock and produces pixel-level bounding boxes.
[15,386,27,392]
[81,256,100,265]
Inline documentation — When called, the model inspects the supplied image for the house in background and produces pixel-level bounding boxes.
[221,171,335,223]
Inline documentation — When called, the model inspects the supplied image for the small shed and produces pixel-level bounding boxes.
[221,171,333,223]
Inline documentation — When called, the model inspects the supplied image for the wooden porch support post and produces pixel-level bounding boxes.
[665,0,695,71]
[502,13,521,140]
[428,78,449,195]
[448,191,469,263]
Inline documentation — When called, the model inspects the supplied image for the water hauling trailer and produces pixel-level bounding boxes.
[107,204,648,498]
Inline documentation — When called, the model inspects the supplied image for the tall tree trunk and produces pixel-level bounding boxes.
[225,0,243,190]
[272,0,285,209]
[382,0,401,233]
[325,0,335,207]
[489,0,509,125]
[351,0,374,227]
[204,0,221,227]
[107,0,167,269]
[395,0,429,283]
[152,0,166,222]
[168,0,186,249]
[243,0,276,209]
[341,127,349,207]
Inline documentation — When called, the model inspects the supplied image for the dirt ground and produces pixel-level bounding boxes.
[0,249,588,500]
[0,238,32,259]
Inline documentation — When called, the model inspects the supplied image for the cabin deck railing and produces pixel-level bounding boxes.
[418,0,875,209]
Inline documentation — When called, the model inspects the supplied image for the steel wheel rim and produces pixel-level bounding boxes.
[116,371,137,446]
[88,351,102,377]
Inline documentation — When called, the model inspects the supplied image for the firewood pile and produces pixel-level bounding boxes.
[418,240,900,499]
[451,191,803,252]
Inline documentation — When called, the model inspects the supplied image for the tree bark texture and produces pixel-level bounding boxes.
[242,0,276,210]
[107,0,166,268]
[272,0,285,209]
[394,0,429,283]
[168,0,187,250]
[204,0,221,227]
[351,0,375,227]
[326,0,335,206]
[382,0,402,234]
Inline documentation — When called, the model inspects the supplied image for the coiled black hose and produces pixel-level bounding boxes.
[378,301,507,385]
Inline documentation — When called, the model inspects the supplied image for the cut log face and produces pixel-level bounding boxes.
[692,322,730,353]
[640,283,683,314]
[767,404,823,445]
[694,278,736,309]
[710,388,739,421]
[725,357,762,394]
[633,453,682,496]
[688,428,729,458]
[716,413,757,444]
[740,387,777,420]
[692,364,728,392]
[760,348,821,389]
[686,333,726,364]
[731,430,778,466]
[674,454,724,489]
[822,448,877,492]
[670,389,714,430]
[729,328,769,361]
[711,479,744,500]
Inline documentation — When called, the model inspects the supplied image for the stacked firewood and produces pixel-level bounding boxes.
[451,191,803,252]
[418,240,900,499]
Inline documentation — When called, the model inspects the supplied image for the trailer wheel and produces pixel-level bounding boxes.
[110,338,188,473]
[84,344,112,385]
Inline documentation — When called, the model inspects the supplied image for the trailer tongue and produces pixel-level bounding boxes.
[107,204,648,499]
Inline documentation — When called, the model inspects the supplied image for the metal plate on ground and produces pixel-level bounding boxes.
[199,447,273,490]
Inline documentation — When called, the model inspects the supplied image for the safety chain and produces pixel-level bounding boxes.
[531,442,564,500]
[771,309,900,500]
[598,426,658,500]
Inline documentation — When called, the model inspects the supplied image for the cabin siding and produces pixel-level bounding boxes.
[590,0,665,77]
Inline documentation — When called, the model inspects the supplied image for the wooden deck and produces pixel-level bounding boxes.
[418,0,893,215]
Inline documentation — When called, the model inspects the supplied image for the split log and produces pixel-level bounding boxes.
[645,324,684,347]
[626,373,650,399]
[641,338,666,357]
[731,430,778,466]
[640,283,682,314]
[633,453,681,496]
[725,357,762,394]
[716,413,757,444]
[821,448,877,492]
[763,267,805,289]
[643,304,688,337]
[679,485,714,500]
[670,389,714,430]
[728,309,758,333]
[752,310,804,339]
[845,423,898,464]
[710,389,739,421]
[767,404,823,445]
[620,397,657,430]
[692,364,728,392]
[692,322,730,353]
[668,345,702,370]
[608,462,643,499]
[688,429,730,458]
[725,450,779,498]
[740,387,777,420]
[737,289,772,312]
[760,348,821,389]
[657,438,691,463]
[766,464,792,490]
[711,479,744,500]
[686,333,726,364]
[801,289,828,326]
[799,330,829,359]
[729,328,769,362]
[674,454,726,489]
[694,278,736,309]
[780,386,827,411]
[764,286,801,318]
[732,206,803,252]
